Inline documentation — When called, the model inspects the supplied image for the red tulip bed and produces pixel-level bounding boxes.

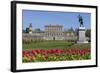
[22,48,91,63]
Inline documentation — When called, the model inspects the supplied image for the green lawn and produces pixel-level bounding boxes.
[23,40,90,50]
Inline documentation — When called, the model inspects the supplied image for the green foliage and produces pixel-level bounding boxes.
[22,54,91,63]
[85,29,91,38]
[22,57,30,62]
[82,54,91,59]
[25,28,29,33]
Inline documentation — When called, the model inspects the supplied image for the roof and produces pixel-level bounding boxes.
[33,29,44,33]
[45,24,63,27]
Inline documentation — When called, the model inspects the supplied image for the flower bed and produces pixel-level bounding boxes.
[22,48,91,63]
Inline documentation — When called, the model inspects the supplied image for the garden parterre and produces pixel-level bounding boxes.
[22,48,90,63]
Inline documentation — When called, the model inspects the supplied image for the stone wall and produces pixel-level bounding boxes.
[22,33,77,41]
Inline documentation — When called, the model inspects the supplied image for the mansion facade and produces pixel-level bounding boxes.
[23,24,77,41]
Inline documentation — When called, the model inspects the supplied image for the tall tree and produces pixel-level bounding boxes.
[26,28,29,33]
[86,29,91,38]
[85,29,91,42]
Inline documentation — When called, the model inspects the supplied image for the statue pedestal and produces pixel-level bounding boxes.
[77,27,88,44]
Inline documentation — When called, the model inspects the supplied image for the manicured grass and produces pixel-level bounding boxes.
[23,40,73,50]
[67,43,91,49]
[23,40,90,50]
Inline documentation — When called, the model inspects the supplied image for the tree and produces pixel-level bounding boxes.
[85,29,91,38]
[85,29,91,42]
[26,28,29,33]
[22,29,26,33]
[34,28,41,32]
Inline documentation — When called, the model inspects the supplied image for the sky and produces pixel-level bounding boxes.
[22,10,91,31]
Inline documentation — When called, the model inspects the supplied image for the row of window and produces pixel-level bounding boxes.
[45,28,62,31]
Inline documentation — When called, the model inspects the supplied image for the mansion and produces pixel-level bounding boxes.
[23,24,77,41]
